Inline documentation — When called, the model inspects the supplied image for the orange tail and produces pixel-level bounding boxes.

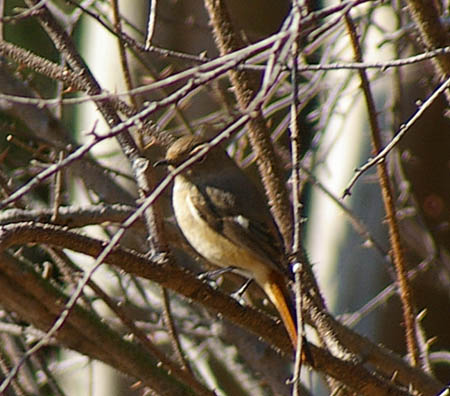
[263,270,298,349]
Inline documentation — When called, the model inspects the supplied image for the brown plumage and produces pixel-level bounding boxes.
[165,136,297,349]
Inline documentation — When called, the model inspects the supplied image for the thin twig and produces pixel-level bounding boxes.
[160,287,193,373]
[344,12,420,368]
[145,0,157,50]
[289,5,305,394]
[343,75,450,197]
[87,279,206,394]
[405,0,450,103]
[51,151,64,223]
[111,0,138,109]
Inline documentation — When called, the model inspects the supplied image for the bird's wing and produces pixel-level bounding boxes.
[189,181,286,274]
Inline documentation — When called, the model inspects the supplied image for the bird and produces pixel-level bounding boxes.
[160,135,297,349]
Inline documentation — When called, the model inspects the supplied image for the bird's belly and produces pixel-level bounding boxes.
[172,178,268,280]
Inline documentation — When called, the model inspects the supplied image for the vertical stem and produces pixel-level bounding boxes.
[203,0,293,249]
[405,0,450,104]
[289,9,305,394]
[110,0,139,110]
[344,14,420,367]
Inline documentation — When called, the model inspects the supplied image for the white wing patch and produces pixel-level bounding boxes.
[234,215,250,229]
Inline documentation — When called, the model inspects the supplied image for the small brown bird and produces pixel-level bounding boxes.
[162,135,297,349]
